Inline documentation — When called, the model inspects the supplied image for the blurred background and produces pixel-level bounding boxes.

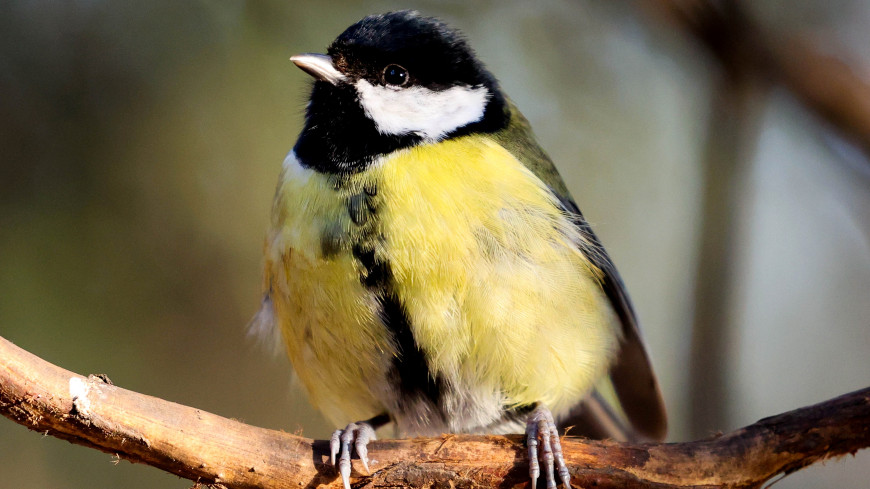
[1,1,868,487]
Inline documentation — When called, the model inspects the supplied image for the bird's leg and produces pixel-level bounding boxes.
[527,405,570,489]
[329,413,390,489]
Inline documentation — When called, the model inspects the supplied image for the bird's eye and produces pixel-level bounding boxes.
[383,64,409,87]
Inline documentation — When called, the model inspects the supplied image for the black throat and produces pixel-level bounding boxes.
[293,81,421,174]
[293,80,509,175]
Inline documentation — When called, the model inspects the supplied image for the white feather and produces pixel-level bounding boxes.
[281,150,312,184]
[355,79,489,141]
[247,295,284,355]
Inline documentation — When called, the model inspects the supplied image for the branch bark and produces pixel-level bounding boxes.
[1,334,868,489]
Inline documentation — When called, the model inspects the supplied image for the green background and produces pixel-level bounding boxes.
[2,1,869,488]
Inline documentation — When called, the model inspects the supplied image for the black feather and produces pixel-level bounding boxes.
[295,10,508,175]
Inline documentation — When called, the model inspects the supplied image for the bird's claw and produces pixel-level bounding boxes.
[527,405,570,489]
[329,421,377,489]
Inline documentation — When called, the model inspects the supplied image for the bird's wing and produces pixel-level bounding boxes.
[492,102,667,441]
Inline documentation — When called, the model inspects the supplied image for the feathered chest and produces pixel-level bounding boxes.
[265,136,618,430]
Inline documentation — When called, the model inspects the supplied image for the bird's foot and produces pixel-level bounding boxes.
[527,405,570,489]
[330,421,377,489]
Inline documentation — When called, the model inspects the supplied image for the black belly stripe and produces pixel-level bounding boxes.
[378,292,445,413]
[348,190,445,413]
[352,244,386,288]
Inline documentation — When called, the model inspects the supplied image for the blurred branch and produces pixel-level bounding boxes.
[686,77,765,436]
[641,0,771,436]
[641,0,870,437]
[2,335,870,488]
[643,0,870,157]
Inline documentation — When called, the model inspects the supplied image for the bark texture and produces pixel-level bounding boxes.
[2,335,869,489]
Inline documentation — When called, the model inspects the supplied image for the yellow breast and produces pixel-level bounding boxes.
[264,156,392,425]
[266,135,621,428]
[375,137,621,414]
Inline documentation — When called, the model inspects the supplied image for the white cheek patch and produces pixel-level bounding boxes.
[356,79,489,141]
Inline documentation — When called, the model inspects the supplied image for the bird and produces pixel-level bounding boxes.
[251,10,666,489]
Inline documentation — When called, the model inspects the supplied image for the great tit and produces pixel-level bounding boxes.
[252,10,666,489]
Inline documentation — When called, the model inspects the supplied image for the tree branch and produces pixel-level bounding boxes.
[1,334,868,488]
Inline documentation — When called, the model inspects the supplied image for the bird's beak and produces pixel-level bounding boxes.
[290,53,345,85]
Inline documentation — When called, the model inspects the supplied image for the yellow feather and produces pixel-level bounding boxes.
[265,134,621,426]
[376,136,620,413]
[265,161,390,425]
